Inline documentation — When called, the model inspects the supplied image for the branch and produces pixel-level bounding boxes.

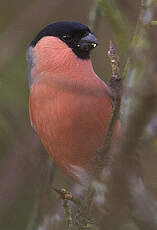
[53,187,96,230]
[103,40,122,154]
[53,187,82,207]
[108,76,157,230]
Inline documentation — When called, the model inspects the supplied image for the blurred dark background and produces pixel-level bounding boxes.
[0,0,157,229]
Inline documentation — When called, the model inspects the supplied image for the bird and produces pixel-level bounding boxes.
[26,21,119,186]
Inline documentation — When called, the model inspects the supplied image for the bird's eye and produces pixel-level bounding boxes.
[82,30,89,37]
[62,35,72,42]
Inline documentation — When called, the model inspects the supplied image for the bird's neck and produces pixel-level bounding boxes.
[32,40,95,81]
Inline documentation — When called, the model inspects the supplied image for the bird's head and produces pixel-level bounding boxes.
[26,21,98,87]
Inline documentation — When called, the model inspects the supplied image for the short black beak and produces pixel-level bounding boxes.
[79,33,98,51]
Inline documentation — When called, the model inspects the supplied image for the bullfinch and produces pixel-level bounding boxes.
[26,21,119,186]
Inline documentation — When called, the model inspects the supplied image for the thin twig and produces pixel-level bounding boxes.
[53,187,96,230]
[53,188,73,230]
[103,40,122,154]
[62,199,73,230]
[53,187,82,207]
